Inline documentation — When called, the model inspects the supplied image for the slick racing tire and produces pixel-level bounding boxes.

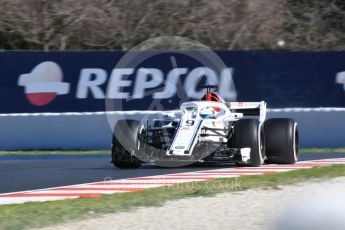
[264,118,299,164]
[229,119,265,167]
[112,120,142,169]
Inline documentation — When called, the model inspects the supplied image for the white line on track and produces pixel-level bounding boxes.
[0,197,77,205]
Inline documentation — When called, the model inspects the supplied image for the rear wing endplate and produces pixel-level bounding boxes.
[227,101,267,122]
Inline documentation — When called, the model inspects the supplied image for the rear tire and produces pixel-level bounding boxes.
[228,119,265,167]
[264,118,299,164]
[112,120,142,169]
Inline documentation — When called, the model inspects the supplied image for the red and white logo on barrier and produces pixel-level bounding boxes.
[18,61,70,106]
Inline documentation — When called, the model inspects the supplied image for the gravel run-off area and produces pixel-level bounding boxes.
[39,177,345,230]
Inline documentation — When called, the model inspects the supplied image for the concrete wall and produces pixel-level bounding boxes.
[0,109,344,150]
[267,108,345,148]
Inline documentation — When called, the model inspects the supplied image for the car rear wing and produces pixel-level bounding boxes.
[227,101,267,122]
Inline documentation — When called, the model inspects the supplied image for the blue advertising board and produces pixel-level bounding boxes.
[0,51,344,113]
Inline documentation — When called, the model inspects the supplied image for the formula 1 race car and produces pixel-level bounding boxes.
[111,86,299,168]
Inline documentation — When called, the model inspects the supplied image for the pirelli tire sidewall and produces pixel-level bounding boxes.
[112,119,142,168]
[229,119,265,167]
[264,118,299,164]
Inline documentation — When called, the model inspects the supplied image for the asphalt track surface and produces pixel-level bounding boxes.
[0,152,344,194]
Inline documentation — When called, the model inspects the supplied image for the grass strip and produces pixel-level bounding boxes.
[1,164,345,230]
[300,148,345,153]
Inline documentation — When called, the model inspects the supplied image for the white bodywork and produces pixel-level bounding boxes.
[166,100,266,157]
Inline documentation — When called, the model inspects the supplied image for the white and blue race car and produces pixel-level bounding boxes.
[112,86,299,168]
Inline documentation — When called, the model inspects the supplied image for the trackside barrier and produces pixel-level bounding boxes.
[0,108,344,150]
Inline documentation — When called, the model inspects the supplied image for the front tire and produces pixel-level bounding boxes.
[264,118,299,164]
[228,119,265,167]
[112,120,142,169]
